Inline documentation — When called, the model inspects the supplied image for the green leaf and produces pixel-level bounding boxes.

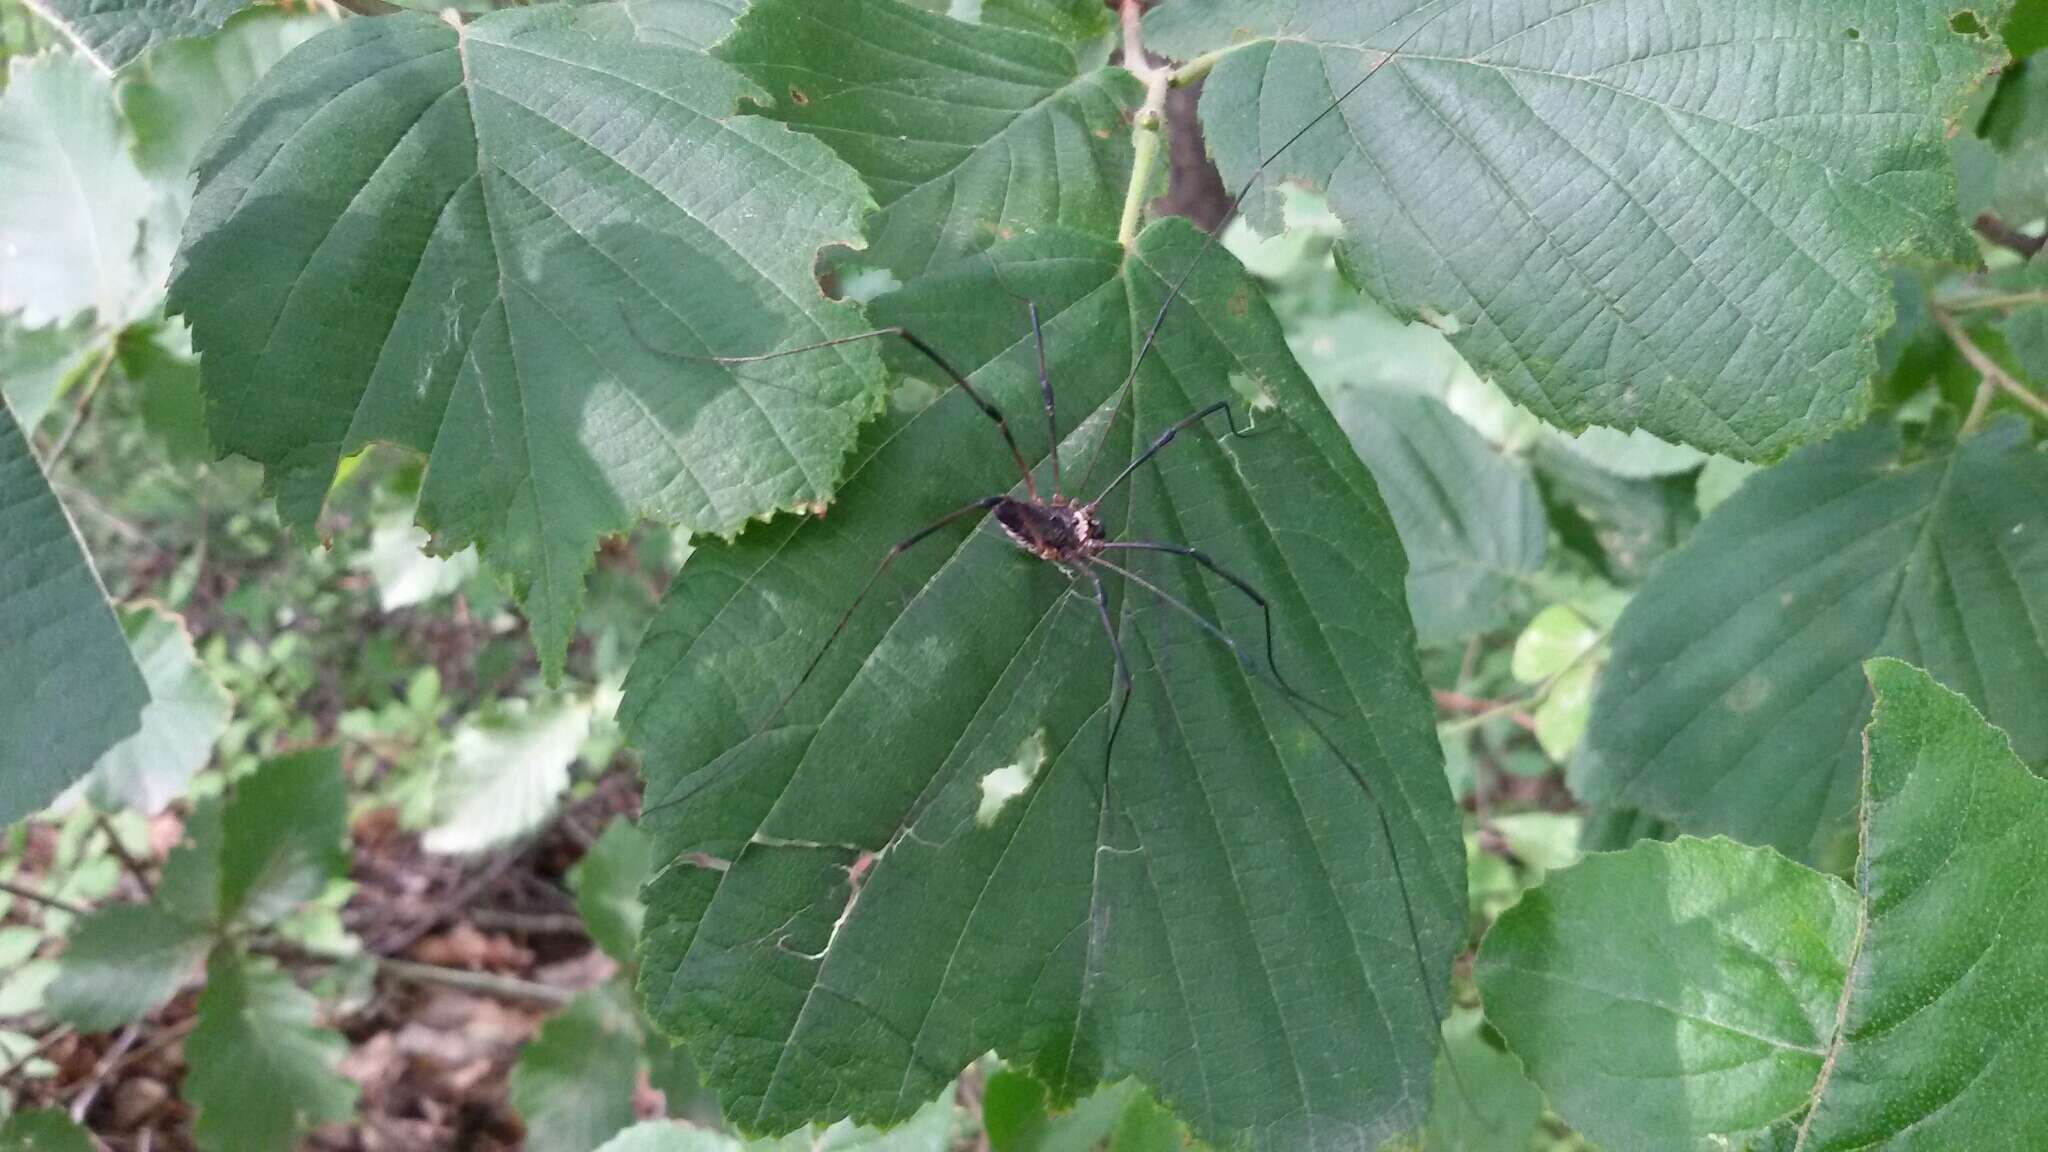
[627,223,1462,1148]
[0,311,96,430]
[84,603,230,813]
[0,51,173,328]
[116,320,210,460]
[19,0,245,71]
[1510,605,1596,685]
[186,946,359,1152]
[0,397,148,824]
[422,697,594,855]
[350,513,479,612]
[1531,436,1695,584]
[169,9,887,677]
[573,817,651,968]
[117,5,335,203]
[45,902,208,1031]
[715,0,1136,281]
[1147,1,2005,458]
[1332,388,1544,646]
[218,747,348,926]
[511,984,645,1152]
[1479,662,2048,1151]
[0,1110,95,1152]
[594,1091,961,1152]
[1416,1015,1543,1152]
[1575,419,2048,861]
[1544,426,1706,480]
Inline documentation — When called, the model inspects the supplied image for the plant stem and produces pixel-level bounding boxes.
[1169,41,1253,87]
[256,938,576,1006]
[1940,289,2048,314]
[43,341,117,468]
[0,876,91,918]
[96,812,156,900]
[1936,310,2048,424]
[1116,0,1170,250]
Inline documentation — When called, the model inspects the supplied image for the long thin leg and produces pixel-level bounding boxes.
[1097,540,1318,711]
[619,305,1037,500]
[1086,400,1252,511]
[641,495,1004,819]
[1079,564,1131,772]
[1091,555,1456,1104]
[1030,302,1060,498]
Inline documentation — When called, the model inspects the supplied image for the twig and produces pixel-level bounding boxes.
[96,813,156,900]
[256,940,574,1006]
[1433,690,1537,733]
[1116,0,1171,249]
[374,842,530,954]
[1974,211,2046,260]
[0,876,91,919]
[1935,310,2048,424]
[69,1022,140,1122]
[42,342,117,467]
[1963,378,1997,435]
[1439,627,1611,738]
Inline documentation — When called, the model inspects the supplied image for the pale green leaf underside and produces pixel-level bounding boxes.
[169,8,885,675]
[1148,0,2004,458]
[1574,420,2048,861]
[20,0,245,71]
[717,0,1137,281]
[0,398,147,823]
[83,604,231,814]
[1332,387,1545,647]
[626,223,1462,1150]
[1479,663,2048,1152]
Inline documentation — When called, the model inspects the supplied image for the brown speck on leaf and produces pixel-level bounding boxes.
[1228,291,1249,317]
[788,86,811,107]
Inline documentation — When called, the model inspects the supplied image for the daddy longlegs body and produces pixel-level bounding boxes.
[640,1,1472,1122]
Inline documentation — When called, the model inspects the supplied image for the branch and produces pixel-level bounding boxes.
[1935,310,2048,426]
[1115,0,1170,249]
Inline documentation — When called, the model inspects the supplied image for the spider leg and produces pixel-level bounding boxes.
[1029,302,1060,498]
[1077,563,1132,774]
[618,303,1038,500]
[1097,540,1329,717]
[641,494,1004,819]
[1086,400,1252,511]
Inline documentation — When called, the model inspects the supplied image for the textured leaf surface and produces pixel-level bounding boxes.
[83,604,230,814]
[216,748,348,927]
[1147,0,2005,457]
[187,947,359,1152]
[0,51,172,328]
[423,698,593,855]
[716,0,1135,281]
[0,398,147,823]
[0,1111,95,1152]
[45,902,207,1031]
[1574,420,2048,860]
[169,8,886,674]
[573,817,650,968]
[1480,663,2048,1151]
[20,0,244,70]
[1477,836,1857,1151]
[627,223,1462,1149]
[511,984,643,1152]
[1417,1016,1543,1152]
[1332,387,1543,646]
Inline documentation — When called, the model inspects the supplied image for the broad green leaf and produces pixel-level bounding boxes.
[1476,836,1858,1152]
[352,513,478,612]
[217,747,348,926]
[19,0,243,71]
[1480,662,2048,1151]
[187,946,359,1152]
[573,817,650,968]
[984,1073,1189,1152]
[1147,1,2005,458]
[0,1110,95,1152]
[1414,1015,1543,1152]
[1332,388,1544,646]
[627,223,1463,1148]
[0,396,147,823]
[117,5,334,203]
[170,8,886,676]
[1531,436,1695,584]
[716,0,1136,281]
[602,0,746,51]
[422,698,594,855]
[511,984,644,1152]
[45,902,208,1031]
[594,1091,960,1152]
[157,792,223,923]
[117,320,209,460]
[83,603,230,813]
[0,311,96,429]
[0,51,172,328]
[1545,426,1706,480]
[1574,419,2048,861]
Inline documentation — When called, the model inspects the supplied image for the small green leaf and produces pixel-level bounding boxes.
[1575,419,2048,861]
[350,514,479,612]
[511,984,645,1152]
[0,52,173,328]
[1148,1,2005,458]
[0,312,97,430]
[170,9,887,677]
[116,321,210,461]
[45,902,208,1032]
[84,604,230,814]
[716,0,1136,281]
[187,946,359,1152]
[218,748,348,927]
[423,698,594,855]
[0,1110,96,1152]
[19,0,247,71]
[1510,605,1596,685]
[1334,388,1545,646]
[573,818,650,969]
[1417,1015,1543,1152]
[629,223,1461,1148]
[0,397,148,824]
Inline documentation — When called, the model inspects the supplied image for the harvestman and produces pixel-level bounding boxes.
[640,5,1466,1100]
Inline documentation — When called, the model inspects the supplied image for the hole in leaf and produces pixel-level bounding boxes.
[1844,26,1860,39]
[976,730,1048,826]
[1951,10,1986,36]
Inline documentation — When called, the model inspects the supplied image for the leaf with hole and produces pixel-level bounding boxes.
[169,8,887,677]
[626,222,1462,1149]
[1147,0,2006,458]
